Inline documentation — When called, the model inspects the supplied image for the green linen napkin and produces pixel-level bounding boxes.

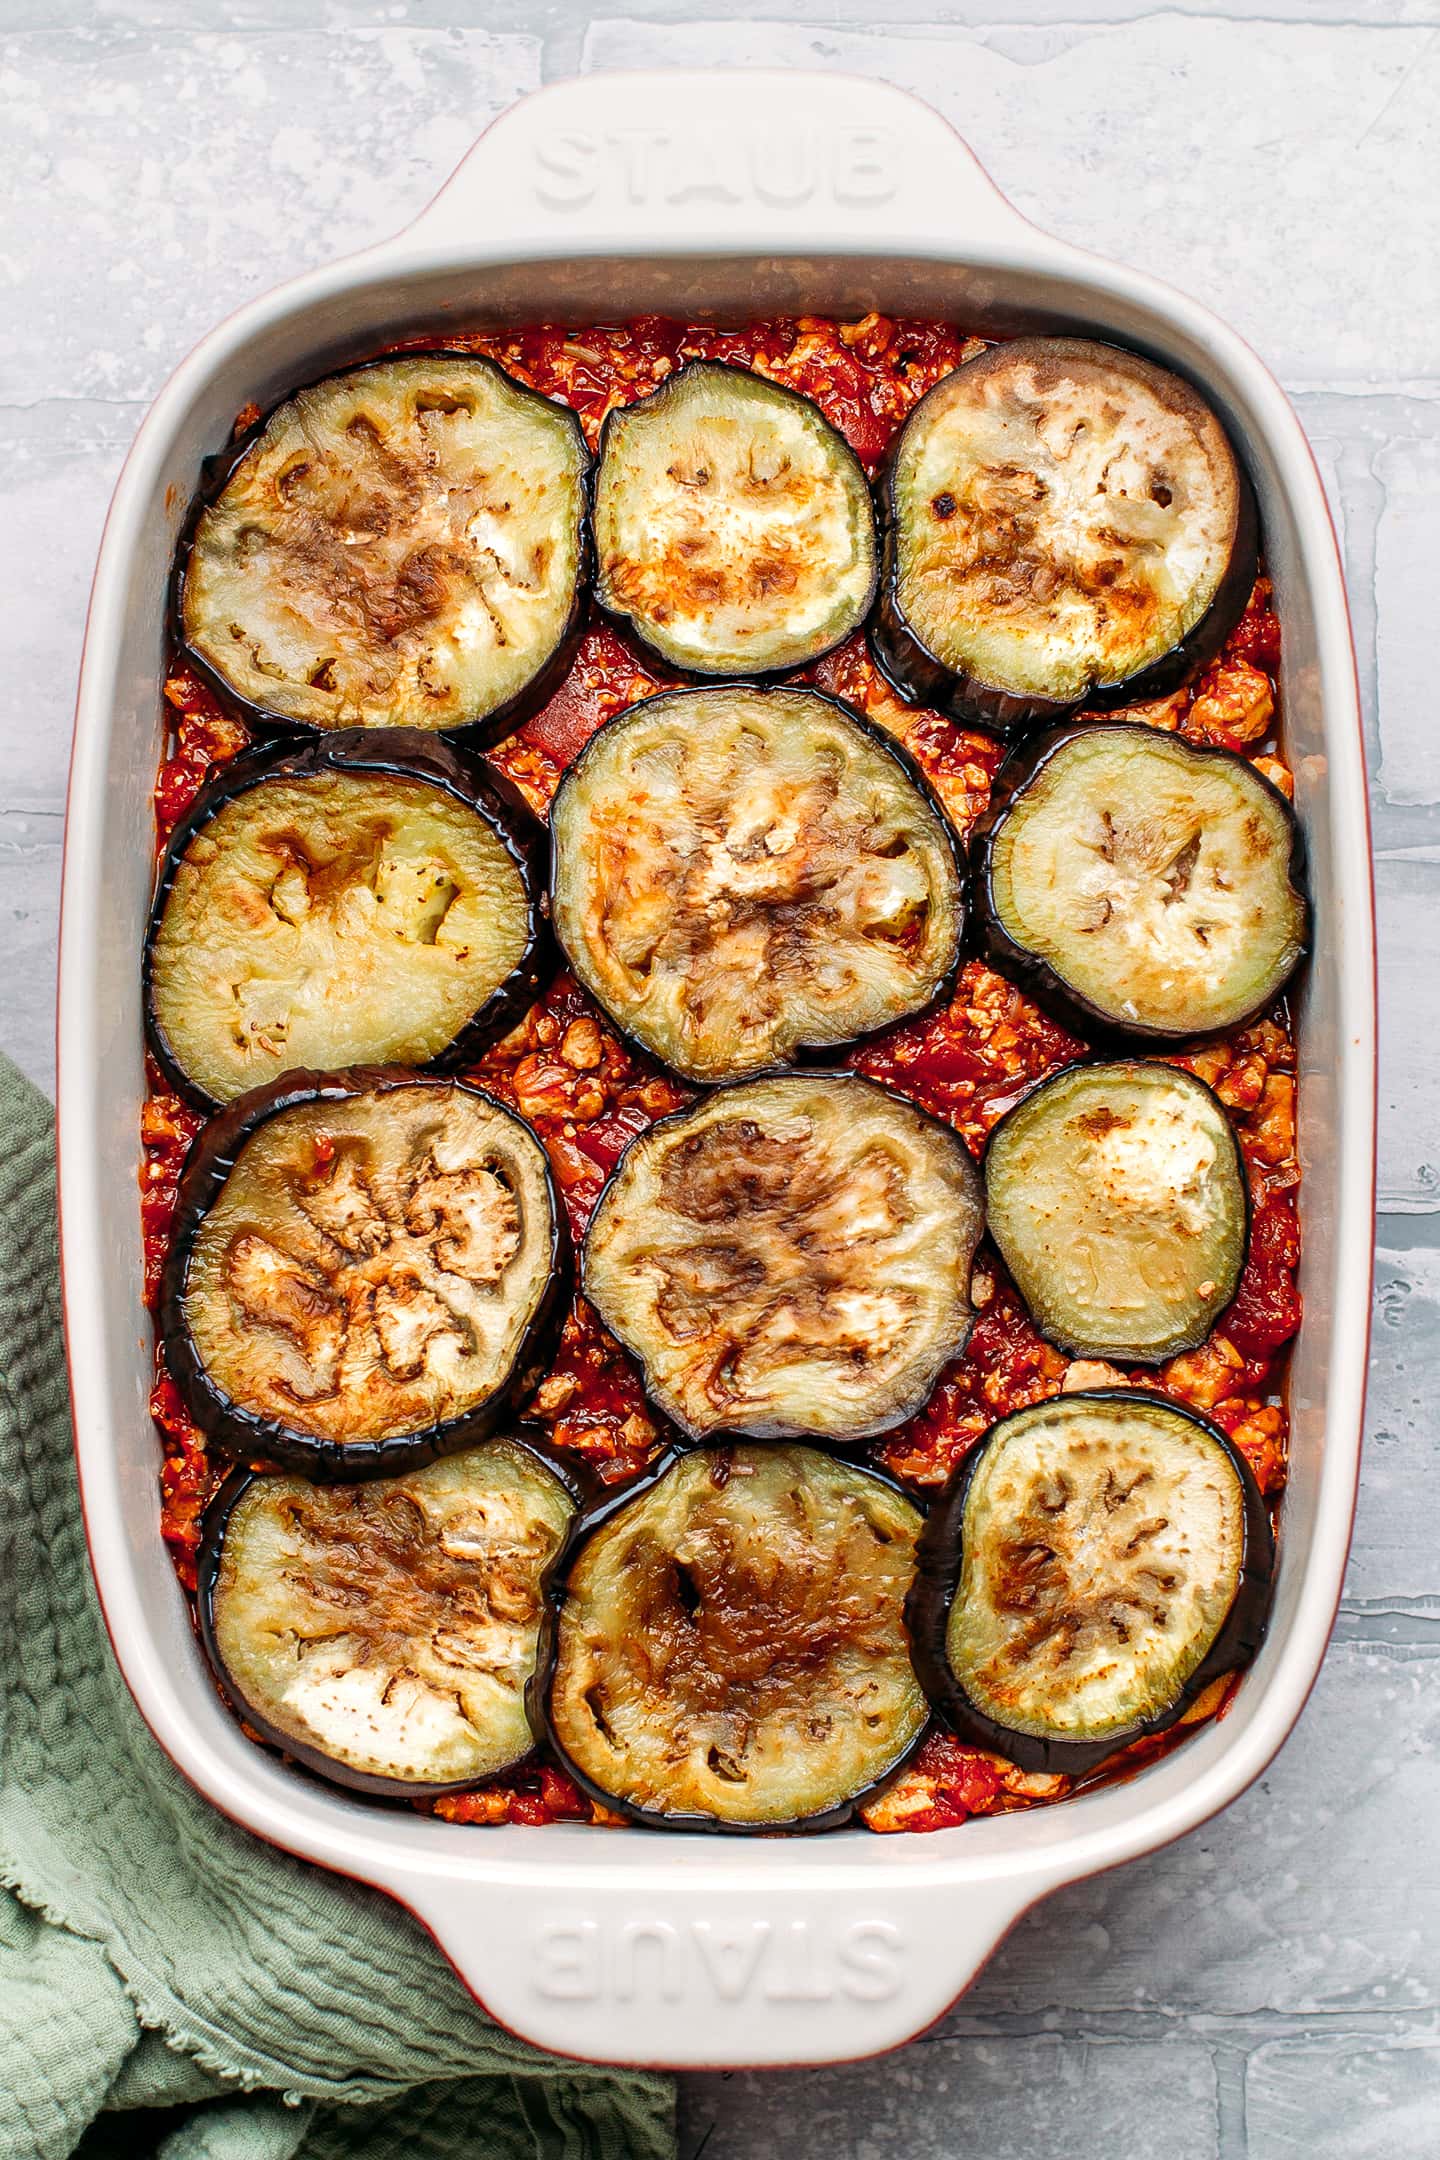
[0,1053,676,2160]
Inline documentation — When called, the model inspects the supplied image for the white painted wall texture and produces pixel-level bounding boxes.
[1,5,1432,2153]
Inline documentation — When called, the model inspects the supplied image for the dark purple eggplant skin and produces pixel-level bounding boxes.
[159,1066,571,1483]
[867,347,1260,738]
[169,349,592,748]
[528,1439,930,1835]
[590,360,880,685]
[905,1389,1275,1776]
[144,728,553,1114]
[980,1059,1252,1365]
[196,1426,589,1802]
[577,1069,984,1450]
[548,681,966,1078]
[970,721,1311,1046]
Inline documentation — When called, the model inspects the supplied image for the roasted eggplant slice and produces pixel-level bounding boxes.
[908,1391,1273,1773]
[162,1070,566,1479]
[145,731,546,1110]
[177,354,589,738]
[984,1062,1248,1363]
[538,1443,926,1829]
[582,1074,984,1443]
[872,338,1256,733]
[199,1439,576,1796]
[592,360,877,676]
[974,723,1308,1038]
[550,684,963,1083]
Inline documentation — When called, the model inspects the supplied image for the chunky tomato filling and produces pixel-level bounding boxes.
[144,317,1299,1830]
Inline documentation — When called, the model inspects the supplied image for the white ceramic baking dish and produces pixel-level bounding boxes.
[58,70,1375,2070]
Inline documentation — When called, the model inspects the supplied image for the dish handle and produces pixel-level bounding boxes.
[397,70,1040,261]
[402,1864,1046,2068]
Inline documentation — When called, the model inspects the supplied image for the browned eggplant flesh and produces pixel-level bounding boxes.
[541,1443,926,1827]
[872,338,1255,730]
[165,1074,563,1476]
[976,723,1308,1038]
[146,732,544,1108]
[909,1392,1274,1772]
[592,360,877,675]
[200,1441,575,1793]
[178,354,589,735]
[550,684,963,1083]
[582,1074,984,1443]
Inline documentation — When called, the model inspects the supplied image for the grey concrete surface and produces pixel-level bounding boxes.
[2,6,1434,2154]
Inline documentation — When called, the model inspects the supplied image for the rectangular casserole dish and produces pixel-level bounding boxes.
[58,70,1375,2071]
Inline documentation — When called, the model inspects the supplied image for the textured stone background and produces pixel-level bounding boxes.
[1,5,1433,2153]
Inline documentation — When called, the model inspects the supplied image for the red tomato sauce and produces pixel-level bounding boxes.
[142,317,1299,1830]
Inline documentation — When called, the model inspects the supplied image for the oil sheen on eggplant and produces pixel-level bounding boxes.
[872,338,1255,733]
[984,1062,1249,1363]
[540,1443,926,1828]
[975,723,1308,1039]
[908,1391,1274,1773]
[582,1073,984,1443]
[178,354,589,737]
[549,684,963,1083]
[199,1440,575,1795]
[163,1071,564,1479]
[592,360,877,675]
[146,731,546,1109]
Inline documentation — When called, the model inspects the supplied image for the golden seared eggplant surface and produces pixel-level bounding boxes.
[549,1445,926,1823]
[550,686,962,1083]
[986,727,1307,1036]
[583,1075,984,1442]
[593,362,876,675]
[947,1396,1247,1744]
[210,1444,573,1787]
[150,769,531,1103]
[182,1085,555,1446]
[181,356,587,730]
[892,339,1241,702]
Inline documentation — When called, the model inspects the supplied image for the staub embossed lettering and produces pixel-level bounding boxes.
[532,128,898,212]
[532,1916,903,2006]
